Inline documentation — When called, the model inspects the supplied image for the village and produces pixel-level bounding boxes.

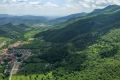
[0,41,32,79]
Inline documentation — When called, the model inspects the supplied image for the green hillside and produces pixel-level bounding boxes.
[35,6,120,49]
[0,23,29,39]
[11,27,120,80]
[1,5,120,80]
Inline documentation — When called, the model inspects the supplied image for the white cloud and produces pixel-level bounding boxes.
[12,0,17,2]
[28,1,40,5]
[16,0,28,2]
[0,0,120,16]
[43,2,59,7]
[78,1,90,8]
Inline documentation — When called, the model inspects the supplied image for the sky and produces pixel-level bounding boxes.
[0,0,120,16]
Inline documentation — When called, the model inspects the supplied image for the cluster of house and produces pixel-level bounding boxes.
[0,48,16,74]
[0,48,31,75]
[0,48,15,64]
[1,41,24,61]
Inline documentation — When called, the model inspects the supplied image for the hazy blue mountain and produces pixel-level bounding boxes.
[89,5,120,16]
[49,12,87,24]
[0,15,49,25]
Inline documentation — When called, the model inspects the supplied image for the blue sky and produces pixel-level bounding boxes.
[0,0,120,16]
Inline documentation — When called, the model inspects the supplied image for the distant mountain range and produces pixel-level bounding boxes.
[0,13,87,25]
[1,5,120,26]
[0,15,49,25]
[35,5,120,48]
[1,5,120,41]
[49,12,87,24]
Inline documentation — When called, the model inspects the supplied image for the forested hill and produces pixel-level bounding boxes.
[0,23,29,38]
[35,5,120,48]
[89,5,120,16]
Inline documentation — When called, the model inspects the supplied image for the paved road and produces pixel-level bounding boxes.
[9,62,20,80]
[9,49,31,80]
